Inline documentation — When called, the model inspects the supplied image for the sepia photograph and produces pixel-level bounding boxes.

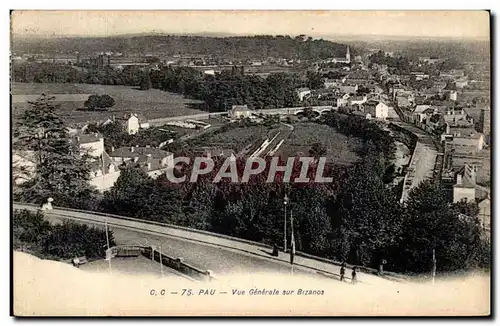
[10,10,491,317]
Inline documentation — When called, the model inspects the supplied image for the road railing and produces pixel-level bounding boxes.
[142,246,215,282]
[13,202,408,282]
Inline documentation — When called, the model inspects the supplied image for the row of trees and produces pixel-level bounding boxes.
[14,35,350,61]
[13,62,326,112]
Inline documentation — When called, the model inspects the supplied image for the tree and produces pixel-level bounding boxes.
[330,161,403,267]
[84,94,101,110]
[308,142,327,158]
[43,221,115,259]
[303,107,317,120]
[84,94,115,110]
[306,71,324,90]
[13,209,51,248]
[99,94,115,109]
[453,199,480,217]
[13,95,96,208]
[397,180,489,273]
[100,167,152,217]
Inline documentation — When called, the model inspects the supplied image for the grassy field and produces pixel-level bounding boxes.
[11,82,206,124]
[278,122,362,165]
[193,121,361,165]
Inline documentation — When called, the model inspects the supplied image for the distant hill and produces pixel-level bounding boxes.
[11,34,350,61]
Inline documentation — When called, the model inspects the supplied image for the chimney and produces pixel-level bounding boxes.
[130,147,134,153]
[95,132,99,137]
[111,146,115,152]
[147,162,152,170]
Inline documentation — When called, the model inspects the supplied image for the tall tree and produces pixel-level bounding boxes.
[139,72,153,90]
[397,180,488,273]
[100,167,152,217]
[13,95,96,208]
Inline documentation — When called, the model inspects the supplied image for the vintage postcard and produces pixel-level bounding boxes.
[10,10,491,316]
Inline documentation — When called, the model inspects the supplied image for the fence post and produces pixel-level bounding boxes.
[205,270,213,282]
[176,257,184,270]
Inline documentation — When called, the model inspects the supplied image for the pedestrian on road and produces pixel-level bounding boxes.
[272,242,279,257]
[351,266,357,284]
[340,262,346,282]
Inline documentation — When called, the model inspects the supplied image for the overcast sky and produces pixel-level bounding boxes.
[11,10,490,40]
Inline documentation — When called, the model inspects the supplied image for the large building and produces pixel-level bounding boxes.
[363,100,390,120]
[109,146,174,179]
[230,105,252,119]
[76,132,104,157]
[450,128,485,152]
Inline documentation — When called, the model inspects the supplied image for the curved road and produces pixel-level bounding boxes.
[116,228,310,276]
[13,203,397,284]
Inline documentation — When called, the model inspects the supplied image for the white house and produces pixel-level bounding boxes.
[77,132,104,157]
[230,105,252,119]
[337,93,350,107]
[348,95,367,107]
[453,165,477,203]
[88,151,121,192]
[323,79,338,89]
[296,88,312,101]
[449,90,458,101]
[127,114,140,135]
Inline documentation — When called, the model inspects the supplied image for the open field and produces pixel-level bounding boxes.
[201,124,289,153]
[191,122,361,164]
[11,82,206,124]
[278,122,362,165]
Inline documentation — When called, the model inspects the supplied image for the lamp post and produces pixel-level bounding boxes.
[158,245,164,277]
[283,195,288,253]
[431,248,436,284]
[105,218,111,274]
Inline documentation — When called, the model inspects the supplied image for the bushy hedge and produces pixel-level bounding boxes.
[13,209,115,260]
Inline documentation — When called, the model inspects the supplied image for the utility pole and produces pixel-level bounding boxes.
[105,219,111,274]
[283,195,288,253]
[290,211,295,276]
[159,245,164,277]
